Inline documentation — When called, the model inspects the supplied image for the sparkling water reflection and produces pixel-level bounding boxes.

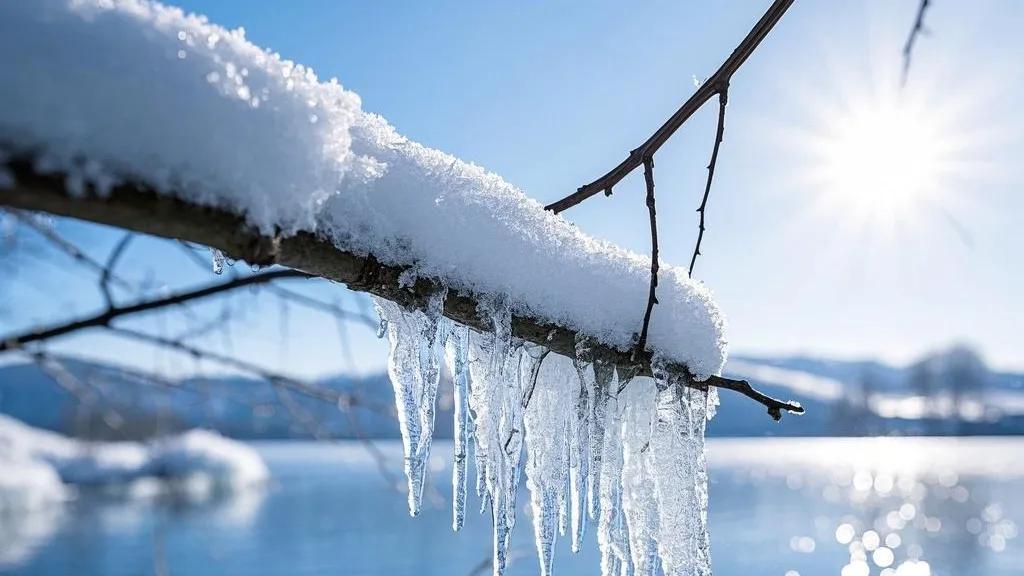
[0,437,1021,576]
[710,437,1023,576]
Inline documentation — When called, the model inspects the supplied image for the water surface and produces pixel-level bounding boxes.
[2,437,1021,576]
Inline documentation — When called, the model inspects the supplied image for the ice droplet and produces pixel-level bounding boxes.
[210,247,225,275]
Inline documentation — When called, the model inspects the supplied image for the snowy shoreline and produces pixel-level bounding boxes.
[0,414,267,514]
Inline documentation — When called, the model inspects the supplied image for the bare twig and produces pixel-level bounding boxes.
[543,0,794,213]
[635,156,659,357]
[100,232,133,306]
[519,348,551,412]
[29,351,128,437]
[688,86,729,277]
[902,0,931,85]
[705,375,803,420]
[264,284,377,328]
[505,347,551,451]
[7,208,133,290]
[106,325,348,405]
[0,269,310,351]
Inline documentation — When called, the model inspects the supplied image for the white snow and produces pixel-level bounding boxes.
[0,0,726,378]
[0,414,268,505]
[0,451,67,514]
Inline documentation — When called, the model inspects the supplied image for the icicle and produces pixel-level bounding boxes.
[467,296,530,576]
[649,363,712,576]
[373,289,447,517]
[558,421,570,539]
[445,322,471,532]
[597,366,632,576]
[588,359,614,520]
[523,352,572,576]
[705,385,720,421]
[621,377,661,576]
[210,247,225,275]
[569,345,592,553]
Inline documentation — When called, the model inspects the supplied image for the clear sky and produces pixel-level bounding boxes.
[4,0,1022,376]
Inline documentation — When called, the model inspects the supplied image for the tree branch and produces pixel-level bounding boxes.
[689,86,729,277]
[99,232,133,307]
[902,0,931,85]
[635,156,659,357]
[706,375,803,421]
[0,267,309,351]
[264,283,377,329]
[7,208,133,290]
[105,325,352,406]
[0,159,803,420]
[543,0,794,213]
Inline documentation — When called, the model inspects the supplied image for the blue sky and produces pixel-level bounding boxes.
[4,0,1023,376]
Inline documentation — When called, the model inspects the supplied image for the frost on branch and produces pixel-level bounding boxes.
[377,302,716,576]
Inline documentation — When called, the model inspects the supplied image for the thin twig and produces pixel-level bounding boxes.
[504,347,551,452]
[689,86,729,277]
[544,0,794,213]
[265,284,377,328]
[106,325,347,405]
[705,374,804,421]
[0,269,310,351]
[519,348,551,412]
[902,0,931,85]
[635,156,659,357]
[100,232,133,307]
[7,209,133,290]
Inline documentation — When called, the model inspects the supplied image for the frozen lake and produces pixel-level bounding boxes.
[2,437,1021,576]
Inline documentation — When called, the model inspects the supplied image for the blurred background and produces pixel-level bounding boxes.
[1,1,1021,576]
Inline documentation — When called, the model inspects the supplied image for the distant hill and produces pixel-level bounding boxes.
[1,347,1021,439]
[715,348,1024,436]
[0,358,415,440]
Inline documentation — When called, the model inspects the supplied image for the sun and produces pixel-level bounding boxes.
[807,96,955,224]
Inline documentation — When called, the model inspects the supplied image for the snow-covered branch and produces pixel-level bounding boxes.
[0,159,803,420]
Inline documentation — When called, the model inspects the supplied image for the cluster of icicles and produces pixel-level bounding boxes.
[373,290,717,576]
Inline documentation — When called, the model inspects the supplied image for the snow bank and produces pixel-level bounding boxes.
[0,0,726,377]
[150,429,269,489]
[0,451,67,514]
[0,415,267,500]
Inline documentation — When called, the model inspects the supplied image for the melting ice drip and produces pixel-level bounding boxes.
[373,292,716,576]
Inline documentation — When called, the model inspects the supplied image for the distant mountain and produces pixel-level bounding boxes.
[715,347,1024,437]
[0,358,415,440]
[1,347,1021,439]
